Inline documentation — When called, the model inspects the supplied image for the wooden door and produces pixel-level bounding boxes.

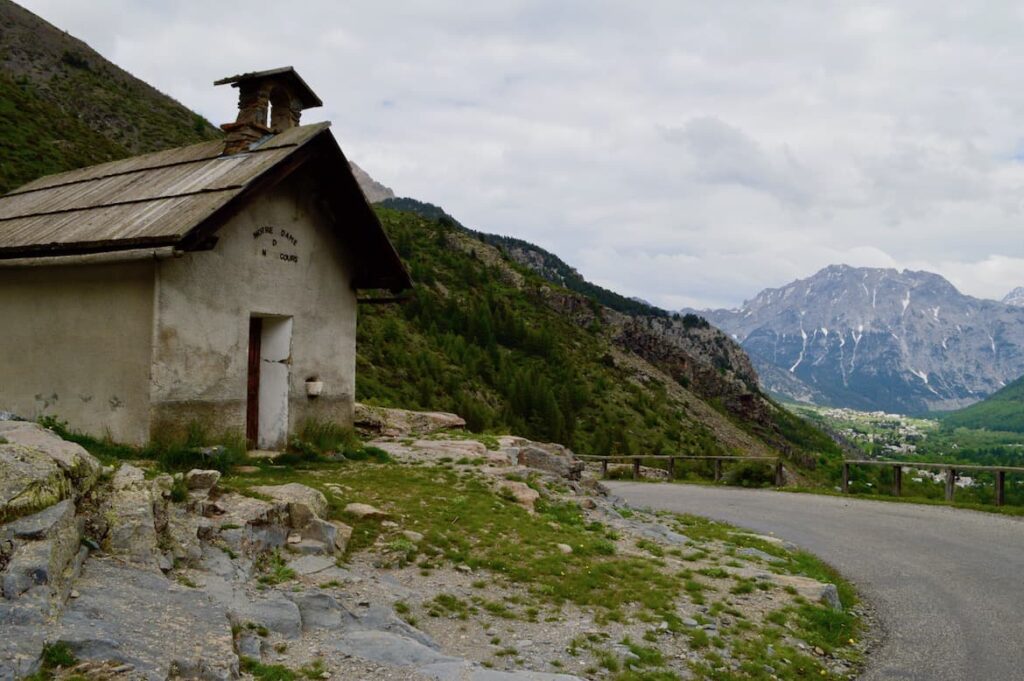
[246,317,262,449]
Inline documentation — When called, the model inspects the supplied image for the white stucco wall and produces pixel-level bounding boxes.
[150,168,358,447]
[0,261,155,443]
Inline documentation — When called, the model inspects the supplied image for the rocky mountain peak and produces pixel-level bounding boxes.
[348,161,396,203]
[1004,287,1024,307]
[696,264,1024,414]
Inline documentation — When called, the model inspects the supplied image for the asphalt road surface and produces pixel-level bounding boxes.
[607,482,1024,681]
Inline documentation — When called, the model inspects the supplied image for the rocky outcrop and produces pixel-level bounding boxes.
[354,403,466,437]
[349,161,396,204]
[103,465,160,567]
[0,422,100,524]
[498,480,539,512]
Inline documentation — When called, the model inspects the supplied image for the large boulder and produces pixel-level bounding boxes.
[354,404,466,437]
[0,422,101,525]
[251,483,328,528]
[0,445,70,525]
[499,481,539,512]
[517,446,584,481]
[0,422,100,494]
[1,500,80,600]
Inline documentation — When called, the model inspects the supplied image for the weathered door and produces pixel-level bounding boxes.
[256,317,293,449]
[246,317,262,449]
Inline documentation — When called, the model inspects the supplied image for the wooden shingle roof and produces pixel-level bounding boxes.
[0,123,411,291]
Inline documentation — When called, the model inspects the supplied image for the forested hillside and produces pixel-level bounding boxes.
[379,197,666,317]
[942,375,1024,433]
[358,207,844,479]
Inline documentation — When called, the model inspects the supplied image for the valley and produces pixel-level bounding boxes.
[789,403,1024,507]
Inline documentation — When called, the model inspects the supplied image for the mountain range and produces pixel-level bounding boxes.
[693,265,1024,414]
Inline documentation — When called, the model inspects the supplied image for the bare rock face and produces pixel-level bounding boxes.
[354,403,466,437]
[348,161,396,203]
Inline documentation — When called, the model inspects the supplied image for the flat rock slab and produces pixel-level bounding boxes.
[3,499,75,542]
[288,554,336,576]
[0,593,49,681]
[422,662,586,680]
[330,631,459,667]
[52,558,236,681]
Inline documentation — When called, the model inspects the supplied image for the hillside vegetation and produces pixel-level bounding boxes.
[0,0,220,193]
[379,197,666,317]
[358,207,845,481]
[942,374,1024,433]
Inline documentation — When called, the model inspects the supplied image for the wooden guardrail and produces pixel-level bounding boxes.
[580,455,1022,507]
[577,454,784,486]
[842,460,1024,506]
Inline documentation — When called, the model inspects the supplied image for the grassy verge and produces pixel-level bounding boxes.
[223,458,866,679]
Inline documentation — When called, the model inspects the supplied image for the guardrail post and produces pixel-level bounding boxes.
[600,459,608,479]
[842,462,850,493]
[892,465,902,497]
[774,460,784,487]
[995,470,1005,506]
[632,458,641,480]
[945,468,956,502]
[667,457,675,480]
[714,458,723,483]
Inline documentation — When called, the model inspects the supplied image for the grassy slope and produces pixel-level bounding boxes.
[0,72,128,193]
[378,197,666,318]
[0,0,220,194]
[222,458,864,680]
[941,374,1024,433]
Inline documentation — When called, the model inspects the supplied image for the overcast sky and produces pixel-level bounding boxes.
[22,1,1024,309]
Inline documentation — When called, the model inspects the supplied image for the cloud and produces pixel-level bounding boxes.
[18,0,1024,307]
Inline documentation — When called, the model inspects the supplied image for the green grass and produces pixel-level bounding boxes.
[228,464,681,620]
[38,415,246,474]
[256,550,296,586]
[240,657,296,681]
[21,642,78,681]
[222,458,865,679]
[941,375,1024,433]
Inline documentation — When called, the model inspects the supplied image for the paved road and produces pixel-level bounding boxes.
[607,482,1024,681]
